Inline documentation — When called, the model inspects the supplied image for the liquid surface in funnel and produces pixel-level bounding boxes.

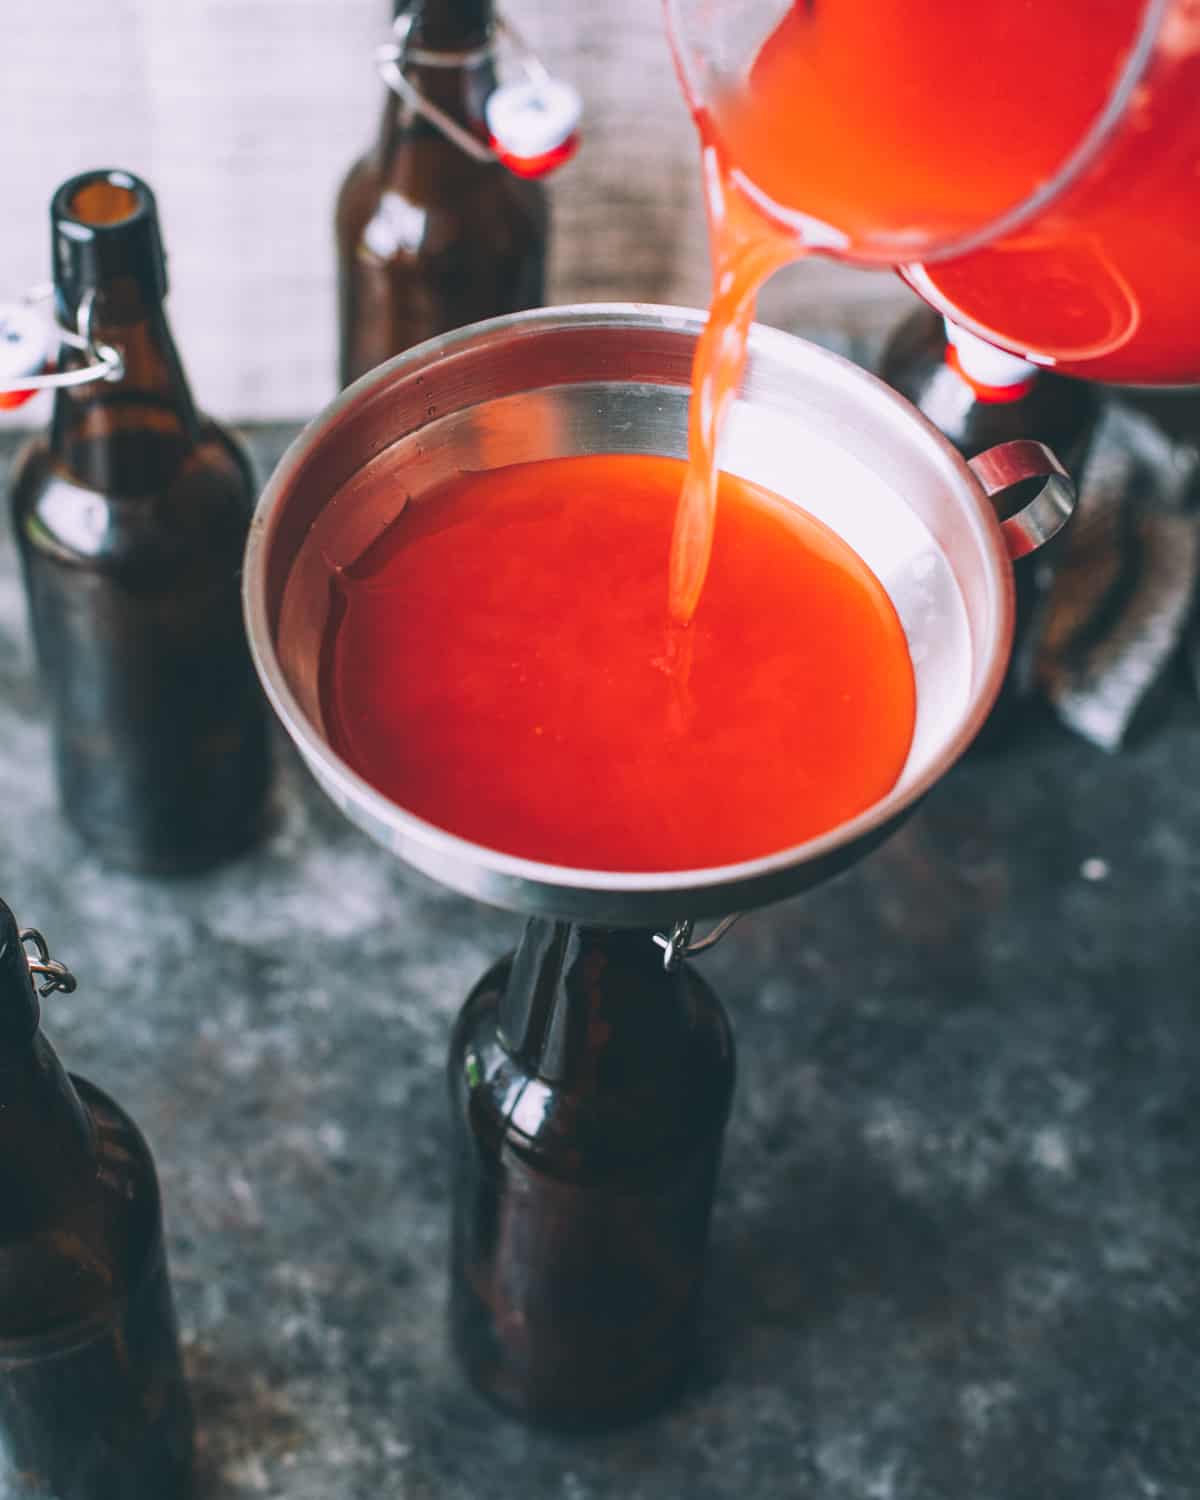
[323,454,916,872]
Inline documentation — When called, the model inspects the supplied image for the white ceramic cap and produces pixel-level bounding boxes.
[945,317,1038,388]
[0,303,51,388]
[486,79,582,164]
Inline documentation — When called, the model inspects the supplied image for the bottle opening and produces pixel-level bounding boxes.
[51,170,168,310]
[67,175,142,229]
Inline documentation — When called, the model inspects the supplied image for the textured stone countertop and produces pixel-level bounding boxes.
[1,426,1198,1500]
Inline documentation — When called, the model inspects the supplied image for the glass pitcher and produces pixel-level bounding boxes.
[665,0,1200,384]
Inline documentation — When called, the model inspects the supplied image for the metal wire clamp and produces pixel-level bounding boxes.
[376,11,556,165]
[0,285,125,395]
[20,928,78,998]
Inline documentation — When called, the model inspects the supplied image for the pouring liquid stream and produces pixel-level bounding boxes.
[668,131,800,626]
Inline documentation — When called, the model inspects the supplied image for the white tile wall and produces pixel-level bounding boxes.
[1,0,915,426]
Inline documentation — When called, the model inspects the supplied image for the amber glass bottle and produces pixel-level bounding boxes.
[880,307,1099,739]
[9,169,270,872]
[0,899,192,1498]
[449,920,735,1428]
[336,0,548,388]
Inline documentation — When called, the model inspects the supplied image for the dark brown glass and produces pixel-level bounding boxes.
[449,920,735,1428]
[879,306,1100,743]
[336,0,548,388]
[0,899,192,1498]
[1120,387,1200,449]
[9,170,270,872]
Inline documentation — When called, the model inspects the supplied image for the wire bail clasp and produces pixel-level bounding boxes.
[19,928,78,999]
[375,11,581,177]
[0,284,125,400]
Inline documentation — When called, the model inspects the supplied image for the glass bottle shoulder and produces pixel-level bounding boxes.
[9,414,255,575]
[75,1074,164,1257]
[337,138,547,269]
[0,1067,162,1342]
[449,960,735,1182]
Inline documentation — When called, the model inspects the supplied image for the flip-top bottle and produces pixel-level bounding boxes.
[880,307,1100,739]
[0,898,192,1498]
[449,920,735,1427]
[9,169,271,872]
[336,0,550,388]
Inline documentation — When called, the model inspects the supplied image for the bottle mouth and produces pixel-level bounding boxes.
[50,169,167,312]
[56,169,152,235]
[65,172,145,229]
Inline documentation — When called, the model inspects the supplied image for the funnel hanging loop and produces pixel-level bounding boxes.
[969,439,1076,560]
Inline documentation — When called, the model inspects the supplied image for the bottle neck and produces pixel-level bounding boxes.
[50,278,199,494]
[0,912,95,1233]
[379,0,498,161]
[498,920,691,1088]
[0,1036,96,1219]
[398,0,493,51]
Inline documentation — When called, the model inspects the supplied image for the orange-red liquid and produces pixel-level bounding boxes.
[669,135,797,622]
[323,454,916,872]
[704,0,1200,383]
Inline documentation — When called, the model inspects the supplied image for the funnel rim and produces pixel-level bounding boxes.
[244,303,1013,919]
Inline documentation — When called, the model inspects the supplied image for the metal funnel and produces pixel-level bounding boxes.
[243,305,1072,926]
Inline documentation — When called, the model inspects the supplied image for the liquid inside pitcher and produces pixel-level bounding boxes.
[666,0,1200,384]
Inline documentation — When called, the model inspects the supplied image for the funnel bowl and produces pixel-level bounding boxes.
[244,305,1017,925]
